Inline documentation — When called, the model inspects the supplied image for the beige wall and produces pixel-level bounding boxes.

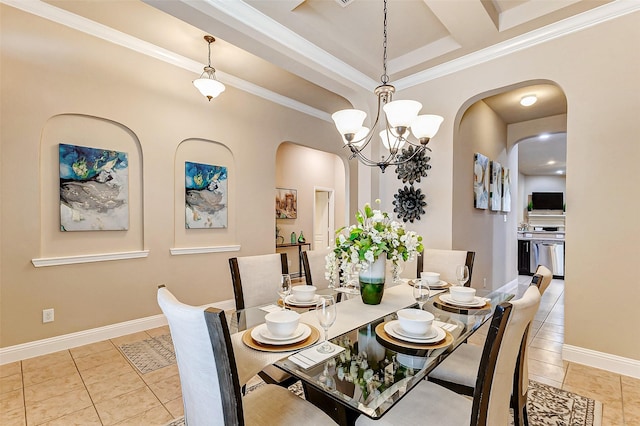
[378,12,640,360]
[0,7,352,347]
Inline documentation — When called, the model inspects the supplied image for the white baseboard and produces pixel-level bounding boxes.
[0,298,236,365]
[563,344,640,379]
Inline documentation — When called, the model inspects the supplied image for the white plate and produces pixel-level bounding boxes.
[391,322,438,340]
[384,320,446,344]
[285,294,320,306]
[259,325,305,341]
[428,280,449,288]
[251,323,311,345]
[439,294,487,308]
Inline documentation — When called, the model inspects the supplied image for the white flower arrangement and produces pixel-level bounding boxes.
[327,200,424,284]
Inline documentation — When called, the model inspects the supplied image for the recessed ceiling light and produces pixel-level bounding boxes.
[556,170,564,174]
[539,133,550,140]
[547,160,556,165]
[520,95,537,106]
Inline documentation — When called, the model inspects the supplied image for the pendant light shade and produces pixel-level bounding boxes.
[193,35,225,101]
[411,115,444,140]
[332,109,367,137]
[379,130,405,151]
[382,100,422,129]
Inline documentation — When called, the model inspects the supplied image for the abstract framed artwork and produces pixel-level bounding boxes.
[502,167,511,212]
[59,143,129,231]
[185,161,228,229]
[473,153,489,209]
[276,188,297,219]
[490,160,502,211]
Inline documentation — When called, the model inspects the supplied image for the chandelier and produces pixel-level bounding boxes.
[331,0,443,172]
[193,35,226,101]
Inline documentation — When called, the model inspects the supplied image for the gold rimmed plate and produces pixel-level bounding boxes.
[242,324,320,352]
[375,322,453,350]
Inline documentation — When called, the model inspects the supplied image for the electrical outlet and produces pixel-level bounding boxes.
[43,308,54,323]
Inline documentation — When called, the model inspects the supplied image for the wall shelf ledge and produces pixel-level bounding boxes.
[32,250,150,268]
[170,245,240,256]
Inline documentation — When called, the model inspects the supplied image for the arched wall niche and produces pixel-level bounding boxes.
[39,113,144,258]
[173,138,236,249]
[451,80,567,291]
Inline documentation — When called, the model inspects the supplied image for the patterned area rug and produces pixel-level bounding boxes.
[163,380,601,426]
[119,334,176,374]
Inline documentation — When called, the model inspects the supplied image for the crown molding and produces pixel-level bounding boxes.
[1,0,332,122]
[395,0,640,90]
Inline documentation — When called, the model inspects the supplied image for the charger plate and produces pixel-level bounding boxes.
[375,322,453,350]
[242,324,320,352]
[435,294,490,310]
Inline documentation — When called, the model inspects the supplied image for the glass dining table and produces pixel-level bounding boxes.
[228,284,513,425]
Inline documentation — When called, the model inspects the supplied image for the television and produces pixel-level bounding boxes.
[532,192,563,210]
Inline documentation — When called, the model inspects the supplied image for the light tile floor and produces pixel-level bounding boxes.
[1,277,639,425]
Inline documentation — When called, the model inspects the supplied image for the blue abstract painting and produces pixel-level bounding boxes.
[185,161,227,228]
[59,143,129,231]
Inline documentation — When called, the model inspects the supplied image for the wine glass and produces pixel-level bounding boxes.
[278,274,292,309]
[455,265,470,287]
[413,279,431,310]
[315,295,337,353]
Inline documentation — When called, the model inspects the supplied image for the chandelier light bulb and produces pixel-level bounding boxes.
[379,130,405,151]
[332,109,367,137]
[383,100,422,129]
[411,115,444,140]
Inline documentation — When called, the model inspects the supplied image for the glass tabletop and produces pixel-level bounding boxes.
[272,289,514,420]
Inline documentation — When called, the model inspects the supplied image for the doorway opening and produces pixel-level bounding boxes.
[313,188,335,250]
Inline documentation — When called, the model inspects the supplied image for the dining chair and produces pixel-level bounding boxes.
[301,248,332,290]
[157,286,336,426]
[428,273,549,426]
[355,285,541,426]
[228,253,297,388]
[229,253,288,310]
[416,249,475,286]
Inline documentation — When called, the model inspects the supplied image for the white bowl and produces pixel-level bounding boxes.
[449,286,476,303]
[396,308,434,336]
[265,310,300,338]
[420,272,440,285]
[291,285,317,302]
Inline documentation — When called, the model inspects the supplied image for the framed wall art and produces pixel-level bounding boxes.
[490,160,502,211]
[276,188,297,219]
[473,153,489,209]
[185,161,228,228]
[502,167,511,212]
[59,143,129,231]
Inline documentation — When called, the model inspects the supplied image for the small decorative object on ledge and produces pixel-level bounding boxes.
[393,185,427,223]
[297,231,306,243]
[395,146,431,184]
[290,231,297,244]
[328,200,423,305]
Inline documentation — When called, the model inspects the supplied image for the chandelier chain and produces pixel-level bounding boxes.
[381,0,389,84]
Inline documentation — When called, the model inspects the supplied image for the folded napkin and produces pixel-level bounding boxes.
[259,304,282,313]
[434,320,458,332]
[288,342,345,369]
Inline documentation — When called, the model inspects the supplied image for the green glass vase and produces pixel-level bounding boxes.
[359,256,386,305]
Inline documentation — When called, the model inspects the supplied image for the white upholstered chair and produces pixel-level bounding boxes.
[229,253,288,310]
[417,249,475,286]
[301,248,332,290]
[228,253,297,387]
[157,286,336,426]
[356,285,541,426]
[428,270,550,426]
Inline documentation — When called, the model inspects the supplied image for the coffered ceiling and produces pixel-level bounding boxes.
[6,0,638,174]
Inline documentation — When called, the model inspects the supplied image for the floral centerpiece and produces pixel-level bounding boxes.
[326,200,423,304]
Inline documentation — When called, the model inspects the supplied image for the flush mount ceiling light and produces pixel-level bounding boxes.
[193,35,225,101]
[520,95,537,107]
[331,0,443,172]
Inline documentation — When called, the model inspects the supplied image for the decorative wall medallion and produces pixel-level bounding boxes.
[394,146,431,184]
[393,186,427,223]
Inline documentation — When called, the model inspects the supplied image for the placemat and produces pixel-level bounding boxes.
[374,322,453,350]
[242,324,320,352]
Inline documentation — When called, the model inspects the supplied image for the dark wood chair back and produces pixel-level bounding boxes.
[417,249,475,286]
